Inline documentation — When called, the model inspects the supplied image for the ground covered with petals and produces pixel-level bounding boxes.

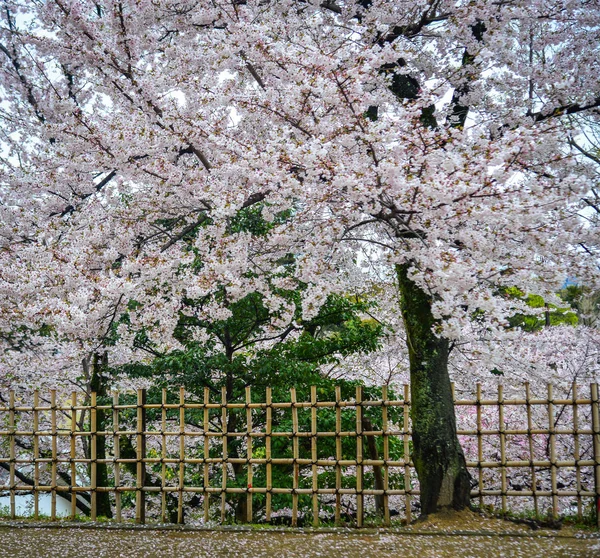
[1,517,598,558]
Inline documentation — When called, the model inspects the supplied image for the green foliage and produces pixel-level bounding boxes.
[486,286,580,377]
[559,285,600,327]
[501,286,578,333]
[560,285,584,307]
[227,204,293,237]
[118,292,383,399]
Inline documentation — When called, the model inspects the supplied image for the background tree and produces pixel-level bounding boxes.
[117,284,386,521]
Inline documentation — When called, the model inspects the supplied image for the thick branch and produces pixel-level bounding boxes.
[160,215,210,252]
[240,50,266,90]
[241,191,269,209]
[0,41,45,123]
[530,97,600,122]
[178,144,212,172]
[378,2,450,44]
[569,138,600,166]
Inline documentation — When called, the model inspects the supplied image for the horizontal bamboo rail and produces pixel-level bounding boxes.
[0,382,598,528]
[3,398,594,412]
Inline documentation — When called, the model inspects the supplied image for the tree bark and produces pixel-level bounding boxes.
[396,264,471,514]
[362,417,384,515]
[90,354,113,518]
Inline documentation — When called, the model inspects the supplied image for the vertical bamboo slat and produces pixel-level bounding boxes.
[50,390,58,521]
[51,390,58,521]
[382,385,390,527]
[498,385,506,515]
[403,384,411,524]
[310,385,319,527]
[203,387,210,523]
[246,386,253,523]
[135,389,147,524]
[548,384,558,519]
[525,382,538,516]
[161,388,167,524]
[265,387,272,523]
[572,383,582,519]
[113,391,122,523]
[70,392,77,520]
[90,391,98,521]
[334,386,342,525]
[591,383,600,529]
[221,386,227,523]
[177,386,185,524]
[33,391,39,520]
[8,390,15,519]
[291,387,299,527]
[355,386,363,528]
[476,383,483,511]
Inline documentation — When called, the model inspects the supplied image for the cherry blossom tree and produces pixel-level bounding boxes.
[1,0,600,515]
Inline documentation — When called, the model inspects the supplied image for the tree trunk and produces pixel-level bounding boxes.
[396,264,471,515]
[90,354,113,518]
[362,417,384,516]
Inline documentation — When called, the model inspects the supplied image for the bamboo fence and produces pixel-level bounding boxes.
[0,382,599,527]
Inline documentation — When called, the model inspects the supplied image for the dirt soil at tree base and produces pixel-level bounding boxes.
[405,508,578,535]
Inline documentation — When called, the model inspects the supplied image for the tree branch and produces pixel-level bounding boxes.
[569,138,600,166]
[530,96,600,123]
[160,215,210,252]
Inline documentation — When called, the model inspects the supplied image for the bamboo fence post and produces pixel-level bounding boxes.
[590,383,600,529]
[177,386,185,524]
[8,390,15,520]
[161,388,167,524]
[335,385,342,525]
[548,383,558,519]
[246,386,253,523]
[525,382,538,517]
[33,391,39,520]
[50,389,58,521]
[113,391,121,523]
[311,385,319,527]
[572,382,582,519]
[356,386,363,528]
[221,386,227,523]
[135,388,147,524]
[291,387,299,527]
[498,384,507,515]
[90,391,98,521]
[203,387,210,523]
[265,387,273,523]
[382,385,390,527]
[403,384,411,524]
[70,392,78,520]
[476,383,483,511]
[51,389,58,521]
